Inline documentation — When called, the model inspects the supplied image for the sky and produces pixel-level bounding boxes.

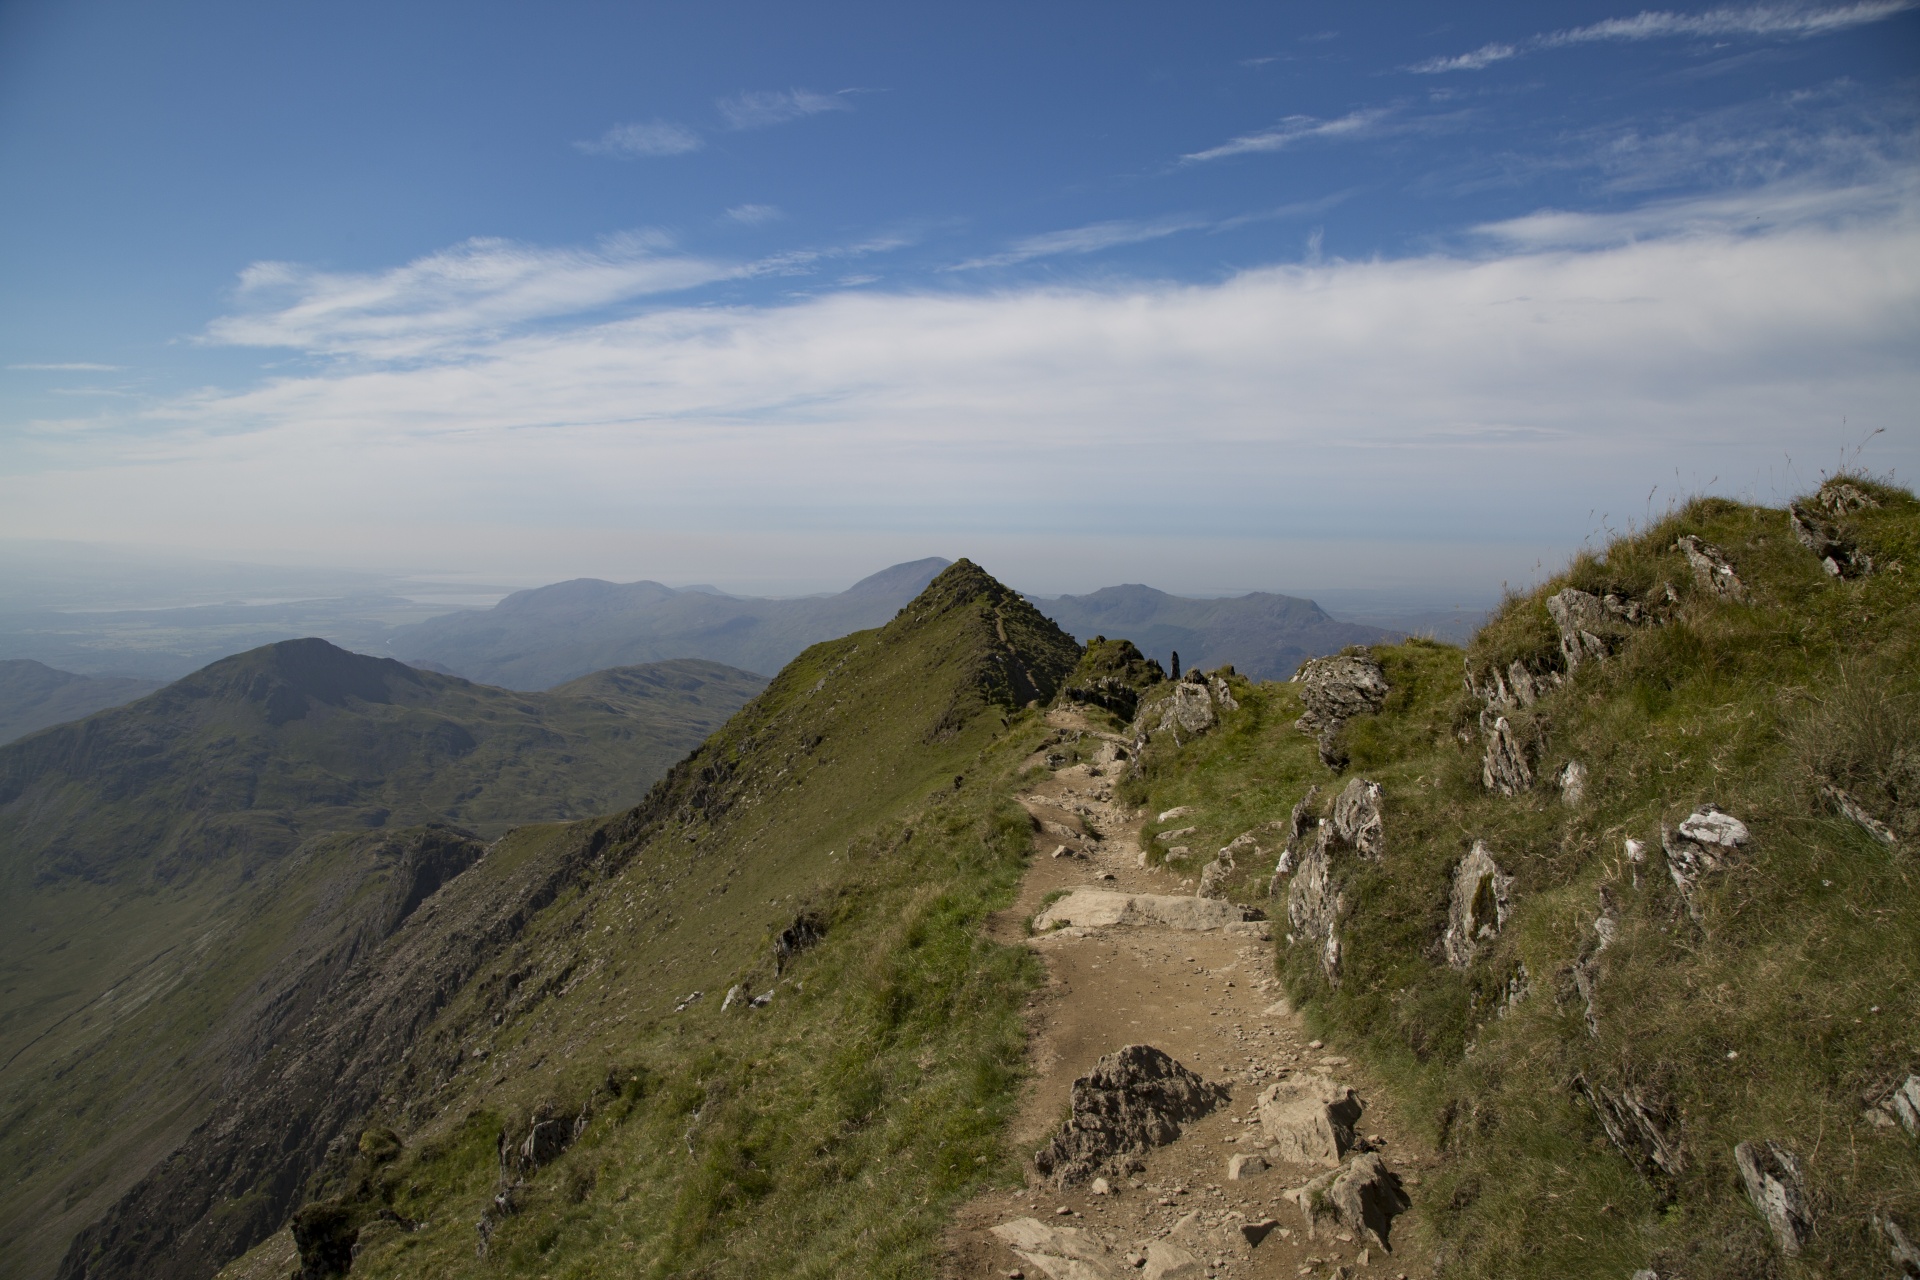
[1,0,1915,597]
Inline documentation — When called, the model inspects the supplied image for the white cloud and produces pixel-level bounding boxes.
[8,362,121,372]
[204,234,735,359]
[716,89,851,130]
[726,203,785,226]
[574,120,704,157]
[1413,2,1915,72]
[1182,109,1391,162]
[950,217,1211,269]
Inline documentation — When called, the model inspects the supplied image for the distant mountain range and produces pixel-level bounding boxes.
[0,660,161,745]
[389,557,954,689]
[0,640,763,1274]
[1025,584,1390,682]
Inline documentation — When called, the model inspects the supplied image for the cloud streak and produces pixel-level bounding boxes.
[1182,109,1391,163]
[950,216,1212,269]
[716,88,851,130]
[574,119,704,157]
[1411,2,1916,72]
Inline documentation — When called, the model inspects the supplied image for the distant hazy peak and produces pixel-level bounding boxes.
[842,557,952,598]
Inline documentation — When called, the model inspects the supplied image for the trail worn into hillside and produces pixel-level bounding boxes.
[945,709,1439,1280]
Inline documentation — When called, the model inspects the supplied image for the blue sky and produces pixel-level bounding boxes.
[1,1,1915,594]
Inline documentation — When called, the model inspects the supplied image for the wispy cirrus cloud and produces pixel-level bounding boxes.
[574,119,704,157]
[725,203,785,226]
[204,233,735,359]
[1411,2,1915,72]
[716,88,851,130]
[1182,109,1392,163]
[950,216,1211,270]
[8,362,122,372]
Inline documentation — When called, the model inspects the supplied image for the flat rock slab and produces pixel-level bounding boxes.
[1258,1072,1362,1168]
[990,1218,1126,1280]
[1035,888,1262,933]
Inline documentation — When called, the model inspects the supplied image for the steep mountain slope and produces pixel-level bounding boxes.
[0,660,160,745]
[392,557,953,688]
[0,646,762,1278]
[1029,584,1389,681]
[1106,478,1919,1277]
[60,559,1081,1280]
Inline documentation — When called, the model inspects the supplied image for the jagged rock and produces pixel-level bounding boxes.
[1662,806,1750,918]
[1575,1075,1685,1179]
[1547,589,1621,673]
[1155,825,1197,843]
[721,984,747,1012]
[1269,786,1320,893]
[1823,783,1898,846]
[1162,678,1218,735]
[1158,806,1194,822]
[1227,1152,1269,1180]
[1286,823,1344,985]
[1293,654,1389,768]
[1257,1072,1362,1167]
[1569,888,1618,1037]
[773,911,826,973]
[1196,852,1234,900]
[1557,760,1588,806]
[1141,1240,1204,1280]
[1033,888,1263,933]
[1818,480,1881,515]
[990,1217,1125,1280]
[1033,1045,1229,1186]
[1442,841,1513,969]
[1789,486,1876,577]
[1482,716,1532,795]
[1734,1140,1811,1256]
[1889,1074,1920,1136]
[1501,962,1532,1013]
[1284,1153,1409,1251]
[1239,1218,1280,1246]
[1210,675,1240,711]
[1881,1214,1920,1278]
[1675,536,1748,600]
[1331,778,1385,859]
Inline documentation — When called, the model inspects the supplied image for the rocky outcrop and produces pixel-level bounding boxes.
[1257,1072,1362,1167]
[1284,1153,1409,1251]
[1330,777,1385,859]
[1441,841,1513,969]
[1789,481,1879,578]
[1570,890,1618,1037]
[1292,653,1388,769]
[1734,1140,1811,1256]
[1161,677,1218,735]
[1268,786,1319,893]
[1033,1045,1229,1186]
[1547,587,1648,673]
[1557,759,1588,806]
[1575,1075,1684,1180]
[1661,805,1750,918]
[1287,823,1345,985]
[1482,716,1533,796]
[1675,536,1748,600]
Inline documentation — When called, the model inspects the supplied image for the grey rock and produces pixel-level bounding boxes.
[1196,853,1234,900]
[1284,1153,1409,1251]
[1442,841,1513,969]
[1880,1213,1920,1278]
[1734,1139,1810,1256]
[1823,783,1898,846]
[1789,485,1876,577]
[1575,1075,1685,1179]
[1547,588,1619,673]
[1160,680,1218,736]
[1558,760,1588,806]
[1033,1045,1229,1186]
[1662,805,1749,918]
[1675,535,1748,600]
[1331,778,1385,860]
[1482,716,1533,796]
[1571,889,1619,1037]
[1141,1240,1204,1280]
[989,1217,1126,1280]
[1286,822,1345,986]
[1890,1074,1920,1136]
[1032,889,1262,933]
[1269,785,1320,894]
[1209,675,1240,712]
[1257,1072,1362,1167]
[1227,1152,1269,1180]
[1293,654,1388,768]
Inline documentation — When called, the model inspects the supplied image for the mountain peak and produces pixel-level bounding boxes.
[841,556,952,598]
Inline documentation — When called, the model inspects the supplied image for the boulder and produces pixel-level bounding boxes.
[1889,1073,1920,1137]
[1196,854,1234,900]
[1210,675,1241,711]
[1033,1045,1229,1186]
[1441,841,1513,969]
[1557,760,1588,806]
[1141,1240,1204,1280]
[1662,806,1750,919]
[1286,823,1345,986]
[989,1217,1126,1280]
[1284,1153,1409,1251]
[1734,1140,1811,1256]
[1227,1151,1269,1180]
[1257,1072,1362,1167]
[1331,778,1385,859]
[1482,716,1533,796]
[1546,588,1620,673]
[1675,535,1748,600]
[1293,654,1389,768]
[1268,785,1320,893]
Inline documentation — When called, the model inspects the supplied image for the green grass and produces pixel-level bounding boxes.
[1114,480,1920,1277]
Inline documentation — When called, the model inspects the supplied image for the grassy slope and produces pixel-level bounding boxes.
[1113,481,1919,1276]
[0,661,161,746]
[0,649,761,1278]
[222,561,1081,1280]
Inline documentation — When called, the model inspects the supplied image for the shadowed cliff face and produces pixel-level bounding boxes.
[53,559,1082,1280]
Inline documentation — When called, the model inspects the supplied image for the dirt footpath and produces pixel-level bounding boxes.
[944,710,1438,1280]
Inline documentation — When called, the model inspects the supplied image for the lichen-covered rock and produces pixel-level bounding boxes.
[1160,678,1217,735]
[1789,483,1877,578]
[1546,588,1621,672]
[1256,1072,1362,1167]
[1442,841,1513,969]
[1482,715,1533,795]
[1286,823,1344,985]
[1331,778,1385,860]
[1557,759,1588,806]
[1284,1153,1409,1251]
[1033,1045,1229,1186]
[1734,1139,1811,1256]
[1293,653,1388,768]
[1675,535,1749,599]
[1662,805,1750,918]
[1268,786,1320,893]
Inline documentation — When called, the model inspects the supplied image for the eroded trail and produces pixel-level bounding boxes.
[944,709,1437,1280]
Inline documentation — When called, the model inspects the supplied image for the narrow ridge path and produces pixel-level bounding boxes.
[944,708,1439,1280]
